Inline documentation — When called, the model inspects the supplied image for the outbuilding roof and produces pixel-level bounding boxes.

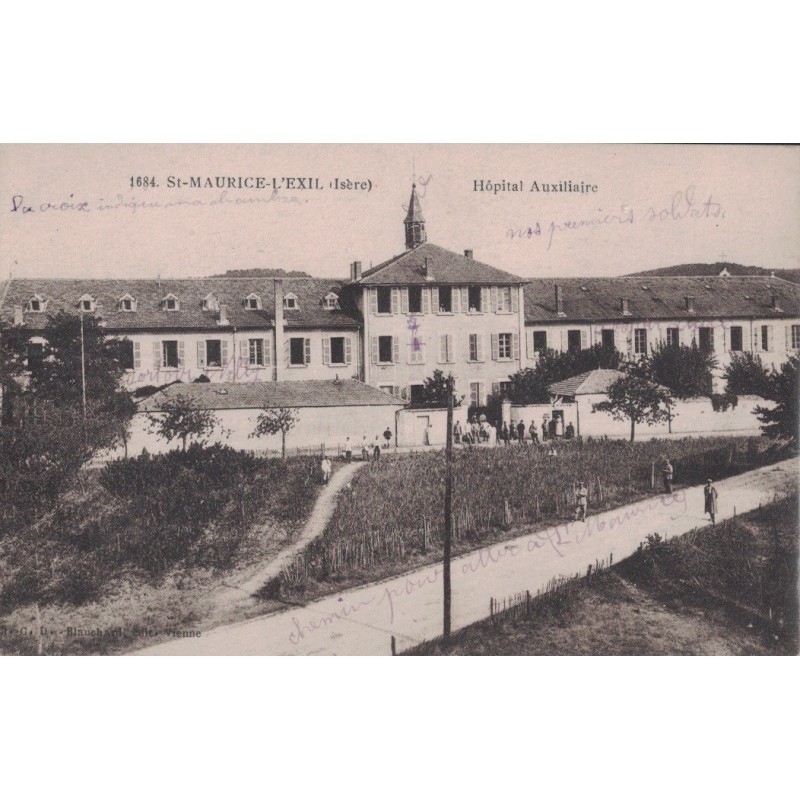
[547,369,626,397]
[136,379,406,412]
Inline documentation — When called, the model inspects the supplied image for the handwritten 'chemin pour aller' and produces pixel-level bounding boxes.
[9,188,307,216]
[507,185,725,250]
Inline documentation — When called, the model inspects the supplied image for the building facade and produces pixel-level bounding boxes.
[2,185,799,404]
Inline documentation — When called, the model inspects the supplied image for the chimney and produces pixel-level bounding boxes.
[464,249,473,259]
[685,295,695,313]
[274,278,284,381]
[13,305,24,325]
[621,297,630,316]
[217,304,229,326]
[350,261,362,282]
[555,285,564,315]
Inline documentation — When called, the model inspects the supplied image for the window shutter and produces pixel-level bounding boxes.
[391,288,400,315]
[345,337,352,365]
[284,339,290,366]
[422,287,430,315]
[767,325,774,352]
[322,337,330,364]
[432,286,440,313]
[477,334,485,362]
[491,286,498,313]
[481,287,489,313]
[177,341,186,368]
[626,335,633,356]
[153,342,162,369]
[264,337,272,366]
[438,334,446,363]
[220,340,229,366]
[492,382,501,397]
[786,325,792,351]
[511,287,519,313]
[447,334,455,363]
[239,339,248,365]
[461,287,468,312]
[133,341,141,370]
[452,288,461,314]
[512,333,520,360]
[722,327,728,352]
[401,288,409,314]
[370,289,378,315]
[391,336,399,364]
[304,338,311,364]
[526,330,534,358]
[491,333,499,361]
[371,336,378,364]
[197,340,207,367]
[400,386,409,401]
[580,329,588,350]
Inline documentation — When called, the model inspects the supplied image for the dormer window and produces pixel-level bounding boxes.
[244,293,262,310]
[27,295,46,312]
[283,293,299,310]
[323,292,339,310]
[78,294,96,313]
[118,294,137,312]
[162,294,179,311]
[202,293,219,311]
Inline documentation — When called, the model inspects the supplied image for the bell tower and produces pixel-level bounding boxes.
[404,184,427,249]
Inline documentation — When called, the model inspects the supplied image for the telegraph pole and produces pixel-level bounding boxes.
[79,309,87,419]
[443,373,454,640]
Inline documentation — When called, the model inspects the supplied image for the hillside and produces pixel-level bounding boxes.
[628,262,800,283]
[208,268,312,278]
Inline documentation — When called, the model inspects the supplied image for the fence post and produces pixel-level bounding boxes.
[391,635,396,656]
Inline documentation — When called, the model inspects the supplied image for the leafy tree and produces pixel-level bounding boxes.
[412,369,463,409]
[647,341,716,398]
[724,352,772,397]
[29,311,128,412]
[592,362,673,442]
[249,407,299,459]
[0,326,27,425]
[147,394,220,451]
[755,355,798,443]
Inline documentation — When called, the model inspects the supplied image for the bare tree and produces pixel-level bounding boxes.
[250,407,298,459]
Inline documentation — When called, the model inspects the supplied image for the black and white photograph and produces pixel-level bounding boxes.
[1,143,797,657]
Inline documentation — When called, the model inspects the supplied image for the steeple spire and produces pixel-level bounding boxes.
[404,184,426,250]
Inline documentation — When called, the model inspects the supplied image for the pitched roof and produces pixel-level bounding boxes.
[137,379,406,412]
[547,369,625,397]
[357,243,524,286]
[524,276,800,323]
[404,185,425,224]
[0,277,360,332]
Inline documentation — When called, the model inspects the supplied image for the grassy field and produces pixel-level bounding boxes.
[268,436,789,601]
[404,493,799,656]
[0,445,329,655]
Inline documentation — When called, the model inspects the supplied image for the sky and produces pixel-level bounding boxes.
[1,144,798,282]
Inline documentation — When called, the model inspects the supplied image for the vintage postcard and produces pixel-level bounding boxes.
[1,143,798,656]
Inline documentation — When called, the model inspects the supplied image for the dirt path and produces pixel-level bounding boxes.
[205,460,367,623]
[133,457,797,656]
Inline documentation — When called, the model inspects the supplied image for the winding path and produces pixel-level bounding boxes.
[133,458,797,656]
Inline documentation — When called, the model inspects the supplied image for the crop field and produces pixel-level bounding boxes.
[275,436,787,594]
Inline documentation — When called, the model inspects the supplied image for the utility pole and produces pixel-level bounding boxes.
[79,309,87,419]
[443,373,454,640]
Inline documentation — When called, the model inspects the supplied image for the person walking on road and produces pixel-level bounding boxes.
[704,478,718,525]
[383,427,392,449]
[320,455,332,485]
[574,481,588,522]
[662,459,674,494]
[517,419,526,445]
[344,437,352,463]
[373,435,381,462]
[361,435,370,462]
[502,421,510,445]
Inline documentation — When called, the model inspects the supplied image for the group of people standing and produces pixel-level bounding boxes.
[454,415,576,447]
[341,428,394,465]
